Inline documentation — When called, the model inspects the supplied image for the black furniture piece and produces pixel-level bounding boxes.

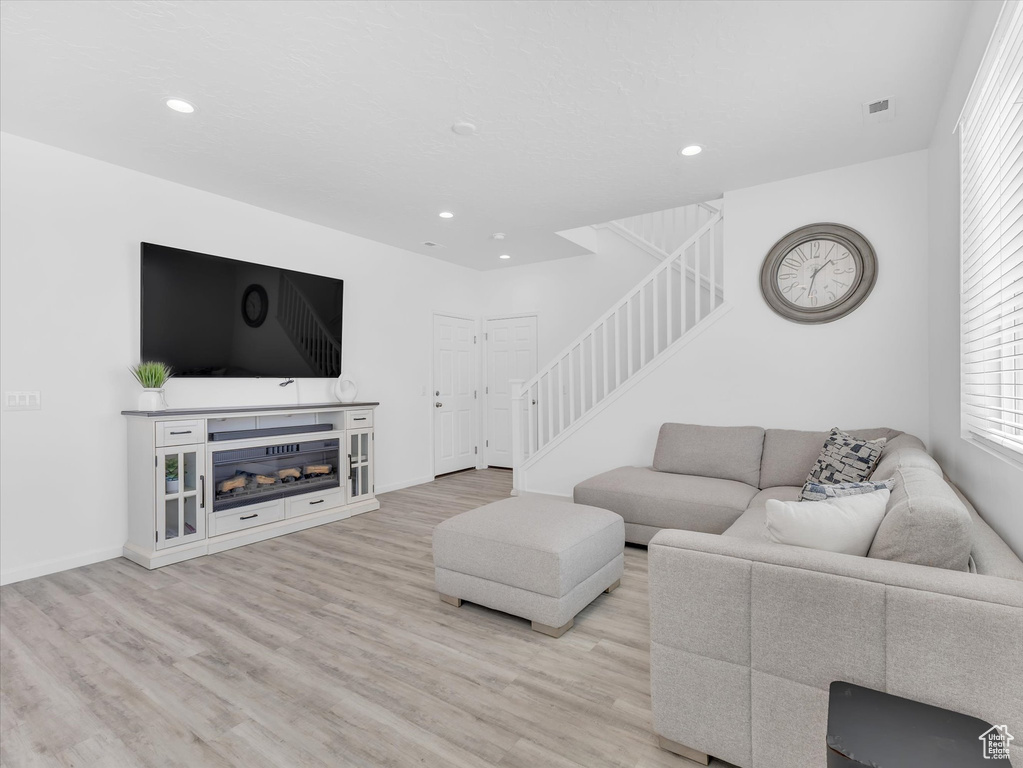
[827,681,1014,767]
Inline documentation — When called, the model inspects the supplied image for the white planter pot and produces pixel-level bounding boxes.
[166,478,179,494]
[138,388,167,411]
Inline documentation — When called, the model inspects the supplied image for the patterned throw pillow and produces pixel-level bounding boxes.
[801,428,887,501]
[800,478,894,503]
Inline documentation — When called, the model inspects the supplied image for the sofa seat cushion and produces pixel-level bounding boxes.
[867,466,973,572]
[759,427,904,490]
[652,423,765,487]
[722,487,801,542]
[432,496,624,598]
[574,466,758,534]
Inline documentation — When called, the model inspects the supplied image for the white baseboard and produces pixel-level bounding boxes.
[518,489,573,500]
[0,546,123,586]
[375,475,434,495]
[1,475,479,585]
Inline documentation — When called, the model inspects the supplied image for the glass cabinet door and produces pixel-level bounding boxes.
[156,445,206,549]
[347,429,374,503]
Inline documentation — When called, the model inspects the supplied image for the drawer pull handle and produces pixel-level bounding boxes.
[309,499,325,505]
[353,417,367,421]
[169,430,192,435]
[240,514,258,520]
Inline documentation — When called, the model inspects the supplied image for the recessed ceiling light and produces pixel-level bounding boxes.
[439,211,454,219]
[451,121,477,136]
[499,254,511,260]
[491,232,507,240]
[166,98,195,114]
[679,145,702,157]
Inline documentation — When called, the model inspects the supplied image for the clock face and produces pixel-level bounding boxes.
[241,284,268,328]
[775,238,859,309]
[760,223,877,324]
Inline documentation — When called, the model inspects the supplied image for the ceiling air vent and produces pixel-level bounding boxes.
[863,97,896,124]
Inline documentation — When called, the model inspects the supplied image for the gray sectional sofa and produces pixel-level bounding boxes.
[574,423,1023,768]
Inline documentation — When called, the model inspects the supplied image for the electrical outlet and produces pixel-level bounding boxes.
[4,391,41,410]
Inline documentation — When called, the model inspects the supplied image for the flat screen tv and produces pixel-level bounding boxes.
[141,243,343,378]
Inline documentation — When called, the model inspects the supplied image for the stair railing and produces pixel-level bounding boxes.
[511,211,724,491]
[276,274,342,377]
[608,202,719,259]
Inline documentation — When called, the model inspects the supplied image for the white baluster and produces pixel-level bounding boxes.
[653,270,660,354]
[640,286,647,366]
[666,253,673,345]
[609,310,617,390]
[709,224,717,311]
[695,233,703,323]
[510,378,524,495]
[627,297,634,377]
[568,346,576,425]
[681,245,689,333]
[528,384,536,456]
[602,321,609,398]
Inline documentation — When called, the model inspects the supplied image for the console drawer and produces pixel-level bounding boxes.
[210,501,284,536]
[345,410,373,428]
[286,489,343,519]
[157,420,203,447]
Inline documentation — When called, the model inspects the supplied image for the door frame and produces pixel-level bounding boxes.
[430,311,482,480]
[481,313,539,469]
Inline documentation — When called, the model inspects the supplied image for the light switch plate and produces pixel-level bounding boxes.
[4,391,41,410]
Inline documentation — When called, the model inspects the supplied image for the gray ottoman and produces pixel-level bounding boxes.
[433,496,625,637]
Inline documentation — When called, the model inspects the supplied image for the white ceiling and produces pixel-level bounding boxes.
[0,0,970,270]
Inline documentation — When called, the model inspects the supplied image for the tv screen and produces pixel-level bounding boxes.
[141,243,343,378]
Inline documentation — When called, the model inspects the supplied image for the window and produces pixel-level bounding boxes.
[960,0,1023,463]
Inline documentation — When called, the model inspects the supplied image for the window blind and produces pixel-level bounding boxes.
[960,0,1023,461]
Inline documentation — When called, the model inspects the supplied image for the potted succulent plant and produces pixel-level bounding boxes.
[165,455,179,494]
[130,361,172,411]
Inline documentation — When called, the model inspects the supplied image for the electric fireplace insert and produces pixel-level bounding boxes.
[211,438,340,512]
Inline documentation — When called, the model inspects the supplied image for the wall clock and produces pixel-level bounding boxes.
[760,223,877,324]
[241,283,269,328]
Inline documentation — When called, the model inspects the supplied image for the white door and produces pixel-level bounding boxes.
[485,316,538,468]
[433,314,477,476]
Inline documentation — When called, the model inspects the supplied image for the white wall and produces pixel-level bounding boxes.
[927,1,1023,557]
[0,133,479,584]
[521,150,932,495]
[479,227,659,362]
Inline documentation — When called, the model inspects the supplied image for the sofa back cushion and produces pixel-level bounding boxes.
[872,438,940,481]
[867,466,973,571]
[652,423,764,487]
[759,427,902,489]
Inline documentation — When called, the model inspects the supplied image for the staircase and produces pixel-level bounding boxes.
[511,207,726,488]
[277,273,342,377]
[603,201,720,261]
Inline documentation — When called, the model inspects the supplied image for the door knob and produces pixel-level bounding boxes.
[532,399,537,405]
[435,402,443,408]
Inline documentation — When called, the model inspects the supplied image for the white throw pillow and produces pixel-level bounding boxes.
[765,490,890,556]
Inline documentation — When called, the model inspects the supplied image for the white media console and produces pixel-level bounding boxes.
[122,402,379,569]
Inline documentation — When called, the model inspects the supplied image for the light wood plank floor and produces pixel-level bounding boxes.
[1,469,727,768]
